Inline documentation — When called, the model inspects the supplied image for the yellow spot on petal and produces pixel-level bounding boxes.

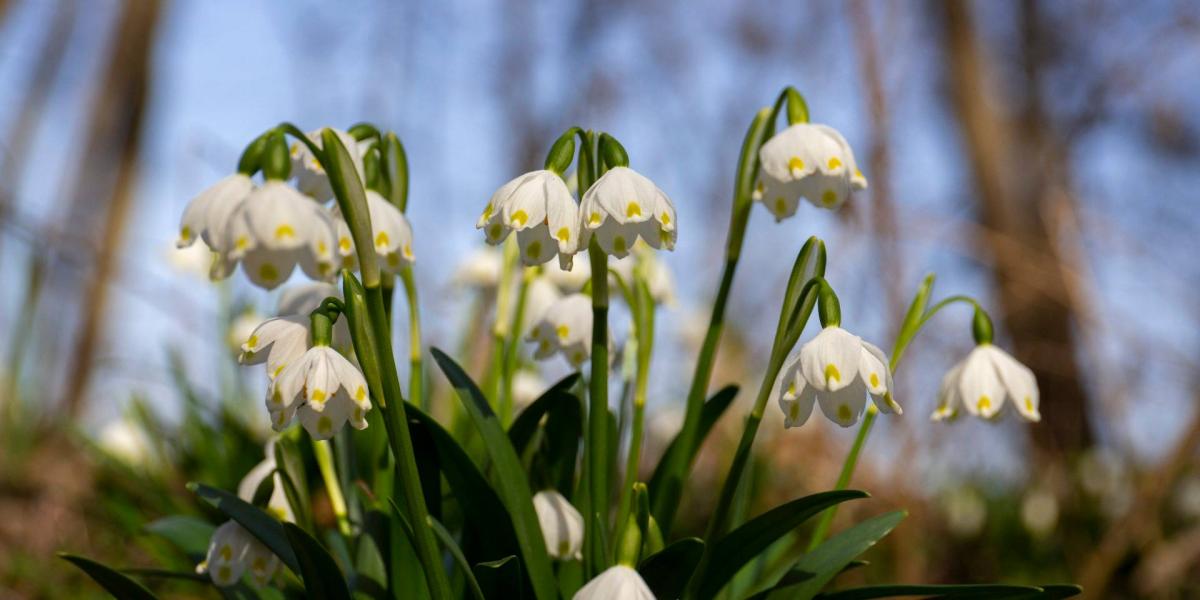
[272,364,286,379]
[316,240,329,256]
[236,236,250,250]
[526,241,542,260]
[787,382,796,396]
[246,335,259,349]
[788,157,805,173]
[317,416,333,435]
[220,545,233,561]
[180,226,193,241]
[869,373,880,388]
[821,189,837,206]
[1024,397,1034,412]
[827,157,842,170]
[556,324,570,340]
[375,231,390,249]
[355,386,367,401]
[589,212,602,225]
[252,557,267,571]
[217,565,232,582]
[855,169,864,179]
[661,211,670,224]
[403,243,413,259]
[258,263,279,281]
[511,210,528,226]
[481,203,493,220]
[774,197,787,214]
[271,389,283,404]
[556,227,571,242]
[572,351,584,365]
[613,236,627,254]
[539,340,551,353]
[977,396,992,412]
[339,237,352,252]
[488,224,503,240]
[755,181,765,194]
[319,261,332,276]
[387,253,399,267]
[274,224,296,240]
[311,389,326,403]
[626,202,642,218]
[789,402,800,421]
[824,364,841,384]
[559,540,570,556]
[837,404,852,422]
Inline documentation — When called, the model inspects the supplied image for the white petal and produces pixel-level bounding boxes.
[533,490,584,560]
[573,565,655,600]
[932,361,965,421]
[816,378,868,427]
[241,248,299,290]
[299,393,352,440]
[799,327,863,392]
[502,172,551,230]
[986,346,1040,422]
[516,224,556,266]
[779,360,817,429]
[958,346,1007,419]
[236,458,277,503]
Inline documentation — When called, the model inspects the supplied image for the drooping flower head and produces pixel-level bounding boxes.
[269,344,372,440]
[335,189,415,274]
[579,166,676,258]
[478,170,579,269]
[527,293,592,368]
[755,123,867,220]
[778,326,900,428]
[532,490,584,560]
[573,565,655,600]
[177,173,254,252]
[933,344,1040,422]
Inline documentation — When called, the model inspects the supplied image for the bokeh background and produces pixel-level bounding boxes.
[1,0,1199,597]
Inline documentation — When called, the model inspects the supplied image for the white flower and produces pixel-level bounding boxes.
[527,294,592,368]
[579,167,676,258]
[1020,486,1058,537]
[334,190,415,273]
[452,246,505,290]
[198,447,291,587]
[240,315,310,380]
[932,345,1040,422]
[291,128,365,202]
[216,181,338,289]
[96,419,153,468]
[778,326,900,428]
[177,174,254,251]
[166,242,215,280]
[521,278,563,337]
[512,370,546,410]
[277,282,351,352]
[478,170,579,269]
[228,310,265,355]
[268,346,372,440]
[755,123,867,220]
[573,565,655,600]
[542,257,591,293]
[532,490,584,560]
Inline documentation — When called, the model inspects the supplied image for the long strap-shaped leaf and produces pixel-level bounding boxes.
[190,482,300,573]
[695,489,868,598]
[431,347,557,600]
[283,522,352,600]
[637,537,705,599]
[648,385,738,526]
[59,553,159,600]
[761,510,906,600]
[814,583,1070,599]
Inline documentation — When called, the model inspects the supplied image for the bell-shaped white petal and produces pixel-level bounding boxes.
[756,123,866,217]
[291,128,364,202]
[778,357,817,428]
[958,345,1007,419]
[933,362,964,422]
[240,316,309,380]
[479,170,579,269]
[269,345,372,438]
[240,181,322,251]
[178,174,254,250]
[512,370,546,410]
[934,345,1040,423]
[532,490,584,560]
[334,190,416,274]
[200,520,280,587]
[236,452,296,523]
[527,293,592,367]
[989,346,1040,422]
[522,278,564,337]
[573,565,655,600]
[214,182,338,289]
[799,327,863,392]
[817,378,869,427]
[579,167,676,258]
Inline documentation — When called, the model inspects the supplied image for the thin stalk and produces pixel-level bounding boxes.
[499,267,533,425]
[312,439,352,536]
[485,238,518,405]
[585,241,610,575]
[613,287,653,560]
[399,266,425,410]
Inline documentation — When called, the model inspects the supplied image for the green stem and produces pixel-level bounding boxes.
[585,241,610,575]
[500,267,533,425]
[312,439,352,536]
[485,238,518,406]
[613,286,653,560]
[399,267,424,410]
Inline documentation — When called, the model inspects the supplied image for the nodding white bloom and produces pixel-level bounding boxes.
[198,446,291,587]
[755,123,867,220]
[277,282,351,352]
[528,293,592,368]
[240,315,310,380]
[478,170,579,269]
[521,277,564,337]
[532,490,584,560]
[167,242,216,280]
[579,166,676,258]
[216,181,339,289]
[452,246,505,290]
[291,128,364,202]
[334,189,415,273]
[269,345,372,440]
[932,344,1039,422]
[177,174,254,251]
[542,256,591,293]
[512,370,547,410]
[573,565,655,600]
[778,326,900,428]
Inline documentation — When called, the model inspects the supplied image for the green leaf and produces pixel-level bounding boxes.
[696,490,868,598]
[190,482,300,573]
[475,556,524,600]
[1032,585,1084,599]
[432,348,558,600]
[648,385,738,516]
[637,538,704,600]
[428,516,486,600]
[509,389,577,455]
[353,527,388,599]
[509,389,584,495]
[144,515,213,558]
[283,522,352,600]
[815,584,1050,599]
[59,553,158,600]
[767,511,906,600]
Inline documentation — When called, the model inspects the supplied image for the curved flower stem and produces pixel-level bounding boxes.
[613,281,654,562]
[499,267,533,425]
[585,241,610,574]
[485,238,519,407]
[312,439,352,536]
[805,290,981,550]
[399,266,424,410]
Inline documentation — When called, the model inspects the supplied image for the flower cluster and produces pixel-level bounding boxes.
[755,123,868,220]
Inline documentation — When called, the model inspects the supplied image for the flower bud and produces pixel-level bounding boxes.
[261,131,292,181]
[543,130,577,175]
[786,86,809,125]
[599,133,629,170]
[972,306,994,345]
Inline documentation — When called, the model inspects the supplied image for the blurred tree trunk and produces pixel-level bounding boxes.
[934,1,1093,459]
[59,0,162,417]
